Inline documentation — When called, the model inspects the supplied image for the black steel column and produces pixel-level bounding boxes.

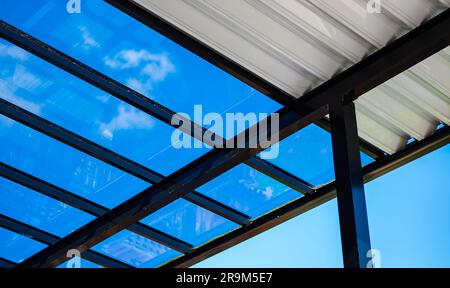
[330,96,372,268]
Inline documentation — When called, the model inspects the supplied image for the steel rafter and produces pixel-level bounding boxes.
[0,214,132,268]
[0,162,193,253]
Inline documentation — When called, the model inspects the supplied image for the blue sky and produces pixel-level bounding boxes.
[0,0,449,268]
[195,144,450,268]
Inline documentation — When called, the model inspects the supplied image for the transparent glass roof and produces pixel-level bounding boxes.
[141,199,239,247]
[92,230,182,268]
[0,227,47,263]
[0,39,208,176]
[0,115,150,208]
[0,0,281,138]
[0,177,94,237]
[197,164,301,218]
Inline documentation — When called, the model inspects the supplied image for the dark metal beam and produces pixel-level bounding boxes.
[0,214,132,268]
[163,126,450,267]
[246,157,313,194]
[17,105,327,268]
[329,98,371,268]
[0,99,251,226]
[0,20,315,197]
[0,257,15,268]
[0,162,193,253]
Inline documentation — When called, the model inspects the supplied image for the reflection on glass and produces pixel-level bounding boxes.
[0,115,149,208]
[0,177,95,237]
[0,227,47,263]
[0,0,281,138]
[0,39,208,176]
[265,124,373,187]
[197,164,301,218]
[92,230,181,268]
[141,199,238,247]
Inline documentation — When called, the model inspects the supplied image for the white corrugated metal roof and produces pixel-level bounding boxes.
[133,0,450,154]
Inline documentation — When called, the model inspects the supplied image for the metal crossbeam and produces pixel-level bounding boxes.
[0,162,193,253]
[164,126,450,267]
[0,214,132,268]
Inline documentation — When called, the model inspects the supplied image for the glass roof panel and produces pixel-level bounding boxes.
[0,227,47,263]
[0,0,281,138]
[58,258,102,269]
[0,39,208,176]
[141,199,239,247]
[0,115,149,209]
[0,177,95,237]
[92,230,182,268]
[264,124,374,187]
[197,164,301,218]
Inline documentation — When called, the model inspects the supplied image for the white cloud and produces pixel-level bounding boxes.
[0,43,28,61]
[100,104,155,140]
[78,26,100,49]
[262,186,274,200]
[0,79,41,115]
[103,49,175,95]
[141,54,175,82]
[12,65,42,90]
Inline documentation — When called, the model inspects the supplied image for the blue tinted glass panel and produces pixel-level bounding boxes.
[0,177,94,237]
[265,124,373,187]
[197,164,301,218]
[0,0,281,138]
[58,258,102,269]
[0,115,149,208]
[141,199,238,247]
[0,227,47,263]
[0,39,207,176]
[92,230,181,268]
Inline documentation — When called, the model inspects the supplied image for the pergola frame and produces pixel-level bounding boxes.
[0,1,448,268]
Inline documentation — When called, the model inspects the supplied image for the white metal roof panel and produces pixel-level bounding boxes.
[133,0,450,154]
